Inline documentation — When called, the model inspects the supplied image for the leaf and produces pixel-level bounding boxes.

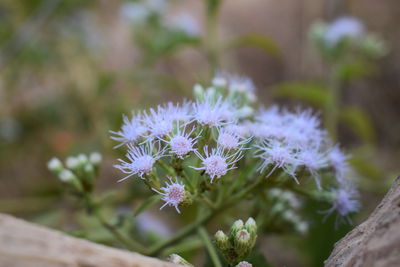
[227,34,281,56]
[133,195,162,217]
[273,82,329,107]
[337,61,373,82]
[339,107,376,143]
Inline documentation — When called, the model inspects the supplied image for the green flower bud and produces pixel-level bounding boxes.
[65,156,79,169]
[245,217,257,237]
[193,84,205,101]
[214,230,230,251]
[58,169,83,191]
[77,154,88,166]
[234,229,251,257]
[237,106,254,119]
[230,219,244,239]
[89,152,102,166]
[168,254,193,266]
[47,157,63,173]
[212,76,227,89]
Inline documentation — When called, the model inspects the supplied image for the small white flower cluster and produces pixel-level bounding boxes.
[48,152,102,192]
[120,1,200,37]
[111,72,359,217]
[268,188,309,234]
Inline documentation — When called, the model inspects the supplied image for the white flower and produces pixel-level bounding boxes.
[228,75,257,102]
[65,156,79,169]
[328,145,350,180]
[161,124,200,159]
[217,127,251,150]
[142,106,174,140]
[296,148,328,189]
[163,102,193,123]
[323,182,360,224]
[254,140,298,180]
[115,143,164,182]
[89,152,102,165]
[193,92,235,127]
[153,177,186,213]
[110,113,147,148]
[120,2,149,23]
[169,13,200,36]
[59,169,76,182]
[192,145,243,182]
[325,16,364,46]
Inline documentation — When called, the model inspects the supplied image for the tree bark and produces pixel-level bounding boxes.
[325,177,400,267]
[0,213,177,267]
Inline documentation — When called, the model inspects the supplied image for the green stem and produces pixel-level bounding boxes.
[205,0,222,73]
[84,195,148,254]
[198,227,223,267]
[148,210,213,256]
[148,173,268,256]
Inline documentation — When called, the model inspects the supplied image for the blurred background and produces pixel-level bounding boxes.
[0,0,399,266]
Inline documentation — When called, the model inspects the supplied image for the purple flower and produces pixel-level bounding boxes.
[192,145,243,182]
[153,177,186,213]
[115,143,164,181]
[110,113,147,148]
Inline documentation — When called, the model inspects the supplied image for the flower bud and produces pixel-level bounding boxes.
[58,169,83,191]
[245,217,257,237]
[230,219,244,239]
[89,152,102,165]
[77,154,88,165]
[234,229,251,257]
[168,254,193,266]
[236,106,254,118]
[212,76,227,88]
[65,156,79,169]
[193,84,205,101]
[236,261,253,267]
[47,157,63,173]
[214,230,230,251]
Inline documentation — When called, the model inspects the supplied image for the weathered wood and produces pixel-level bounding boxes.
[325,177,400,267]
[0,213,178,267]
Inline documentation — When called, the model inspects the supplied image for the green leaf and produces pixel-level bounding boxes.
[339,107,375,143]
[273,82,329,107]
[133,195,162,217]
[337,61,373,82]
[227,34,281,56]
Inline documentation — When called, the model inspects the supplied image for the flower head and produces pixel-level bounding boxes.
[325,16,364,46]
[192,145,243,182]
[254,140,298,180]
[154,177,186,213]
[217,127,251,150]
[110,113,147,148]
[161,124,199,159]
[193,92,235,127]
[328,145,350,181]
[115,143,164,181]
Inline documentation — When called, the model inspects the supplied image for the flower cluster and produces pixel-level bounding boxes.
[111,72,359,219]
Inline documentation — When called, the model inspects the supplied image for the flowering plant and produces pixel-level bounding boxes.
[49,73,360,266]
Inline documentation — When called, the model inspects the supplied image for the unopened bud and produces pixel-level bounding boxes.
[89,152,102,165]
[77,154,88,165]
[234,229,251,257]
[47,157,63,173]
[212,76,227,88]
[58,169,76,182]
[237,106,254,118]
[193,84,205,101]
[214,230,229,251]
[65,156,79,169]
[168,254,193,266]
[245,217,257,236]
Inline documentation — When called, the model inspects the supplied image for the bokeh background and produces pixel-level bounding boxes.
[0,0,399,266]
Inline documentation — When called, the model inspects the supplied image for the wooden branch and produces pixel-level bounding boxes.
[325,177,400,267]
[0,213,178,267]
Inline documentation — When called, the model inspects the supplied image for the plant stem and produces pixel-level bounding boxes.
[84,195,148,254]
[148,210,213,256]
[197,227,223,267]
[148,173,268,256]
[205,0,222,73]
